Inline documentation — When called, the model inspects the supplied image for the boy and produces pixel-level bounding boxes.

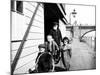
[29,44,46,73]
[45,35,60,64]
[35,44,46,62]
[35,52,55,73]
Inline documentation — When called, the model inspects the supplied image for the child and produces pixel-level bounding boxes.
[62,37,72,58]
[35,44,46,63]
[29,52,55,73]
[45,35,60,64]
[29,44,46,73]
[61,37,72,70]
[35,52,55,72]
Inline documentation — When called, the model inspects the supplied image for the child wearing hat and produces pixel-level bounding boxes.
[35,44,46,63]
[29,44,46,73]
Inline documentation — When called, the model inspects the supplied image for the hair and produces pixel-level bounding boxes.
[53,22,58,25]
[47,35,54,41]
[38,44,45,49]
[47,35,52,38]
[62,37,69,44]
[36,53,54,72]
[53,22,59,27]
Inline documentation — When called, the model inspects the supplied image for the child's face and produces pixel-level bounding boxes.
[47,35,53,42]
[40,48,45,52]
[53,25,58,30]
[64,40,68,45]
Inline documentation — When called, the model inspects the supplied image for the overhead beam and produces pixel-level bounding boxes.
[57,4,68,24]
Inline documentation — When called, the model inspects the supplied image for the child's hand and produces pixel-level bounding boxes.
[63,46,67,50]
[60,42,63,46]
[59,52,61,57]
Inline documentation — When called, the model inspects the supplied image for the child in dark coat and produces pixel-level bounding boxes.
[29,44,46,73]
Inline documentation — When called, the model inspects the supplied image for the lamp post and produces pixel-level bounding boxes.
[69,9,77,38]
[69,9,77,25]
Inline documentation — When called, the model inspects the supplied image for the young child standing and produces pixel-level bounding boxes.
[45,35,60,64]
[61,37,72,70]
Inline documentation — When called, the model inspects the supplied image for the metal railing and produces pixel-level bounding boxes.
[82,36,96,50]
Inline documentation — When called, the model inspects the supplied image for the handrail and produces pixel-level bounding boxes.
[80,29,96,40]
[11,3,40,75]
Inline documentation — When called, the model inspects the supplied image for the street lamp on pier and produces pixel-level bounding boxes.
[69,9,77,25]
[69,9,77,38]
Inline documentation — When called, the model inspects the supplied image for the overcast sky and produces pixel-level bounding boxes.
[65,4,95,26]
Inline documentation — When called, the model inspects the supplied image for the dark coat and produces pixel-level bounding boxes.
[50,29,62,46]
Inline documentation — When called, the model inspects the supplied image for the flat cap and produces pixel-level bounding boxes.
[38,44,46,48]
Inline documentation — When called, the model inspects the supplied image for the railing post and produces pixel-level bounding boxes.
[11,3,40,75]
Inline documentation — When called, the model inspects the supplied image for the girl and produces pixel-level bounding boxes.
[61,37,72,70]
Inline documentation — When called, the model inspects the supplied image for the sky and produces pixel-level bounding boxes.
[65,4,95,26]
